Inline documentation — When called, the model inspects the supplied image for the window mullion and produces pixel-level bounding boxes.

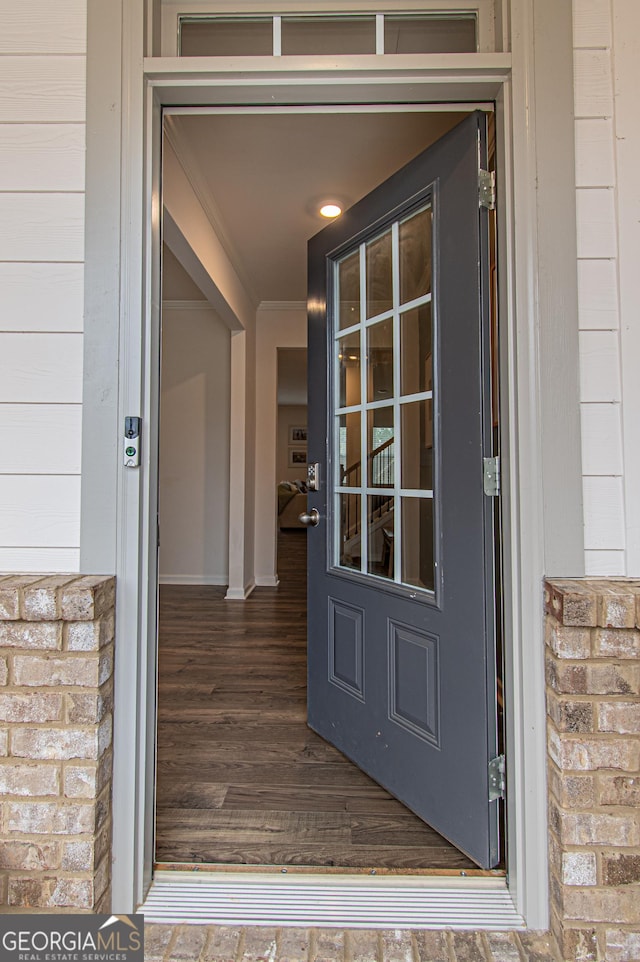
[359,242,368,576]
[392,220,401,584]
[273,16,282,56]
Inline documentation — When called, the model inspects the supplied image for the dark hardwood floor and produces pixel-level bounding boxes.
[155,530,477,872]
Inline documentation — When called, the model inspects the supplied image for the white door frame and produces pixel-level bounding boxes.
[86,0,583,929]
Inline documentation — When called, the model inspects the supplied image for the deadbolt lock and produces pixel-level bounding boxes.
[307,462,320,492]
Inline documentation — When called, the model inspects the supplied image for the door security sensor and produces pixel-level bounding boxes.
[124,416,141,467]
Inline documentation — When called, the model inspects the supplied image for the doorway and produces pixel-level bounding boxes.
[156,530,481,871]
[155,106,503,874]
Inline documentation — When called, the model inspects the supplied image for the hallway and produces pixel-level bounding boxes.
[155,532,476,871]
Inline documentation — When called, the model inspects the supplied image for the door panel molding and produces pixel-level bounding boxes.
[328,597,366,701]
[388,621,440,748]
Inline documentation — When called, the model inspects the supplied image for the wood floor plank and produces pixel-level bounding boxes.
[220,786,410,816]
[157,758,381,789]
[157,809,351,845]
[348,814,452,847]
[154,840,473,870]
[156,530,476,871]
[155,784,229,810]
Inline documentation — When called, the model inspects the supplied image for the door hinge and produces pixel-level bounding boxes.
[479,169,496,210]
[483,456,500,497]
[488,754,506,801]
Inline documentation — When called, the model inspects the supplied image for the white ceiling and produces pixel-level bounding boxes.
[163,110,465,304]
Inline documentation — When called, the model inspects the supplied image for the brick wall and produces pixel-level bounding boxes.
[0,575,114,911]
[545,579,640,962]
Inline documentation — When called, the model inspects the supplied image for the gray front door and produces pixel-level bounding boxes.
[305,112,499,869]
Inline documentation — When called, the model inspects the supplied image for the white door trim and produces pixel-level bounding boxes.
[97,1,582,930]
[121,61,540,916]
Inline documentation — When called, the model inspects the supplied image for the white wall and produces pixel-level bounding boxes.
[573,0,640,575]
[162,135,258,598]
[277,405,309,484]
[159,303,231,584]
[254,305,307,585]
[0,0,86,573]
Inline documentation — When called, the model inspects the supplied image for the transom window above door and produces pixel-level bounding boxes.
[178,12,478,57]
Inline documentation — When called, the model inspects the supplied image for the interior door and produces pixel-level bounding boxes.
[305,112,499,869]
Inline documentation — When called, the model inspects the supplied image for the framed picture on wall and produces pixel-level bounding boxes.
[289,426,307,443]
[288,448,307,467]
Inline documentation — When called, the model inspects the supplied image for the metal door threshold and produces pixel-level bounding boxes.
[141,871,524,929]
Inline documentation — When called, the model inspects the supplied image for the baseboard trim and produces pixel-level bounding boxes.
[225,581,256,601]
[254,575,280,587]
[159,575,228,586]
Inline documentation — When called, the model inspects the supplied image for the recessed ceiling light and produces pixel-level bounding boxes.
[320,204,342,218]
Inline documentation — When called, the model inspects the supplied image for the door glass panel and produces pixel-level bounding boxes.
[367,496,394,577]
[367,318,394,403]
[282,16,376,55]
[338,412,361,486]
[367,408,394,487]
[338,332,361,408]
[384,15,476,54]
[340,493,361,570]
[333,202,435,594]
[401,400,433,491]
[401,497,435,591]
[338,251,361,330]
[401,304,432,395]
[180,18,273,56]
[399,208,432,305]
[366,230,393,318]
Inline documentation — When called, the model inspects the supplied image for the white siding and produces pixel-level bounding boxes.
[0,0,86,573]
[0,125,85,192]
[582,477,625,550]
[572,0,612,47]
[574,118,615,187]
[0,264,84,332]
[573,49,613,117]
[0,194,84,262]
[0,477,81,548]
[0,405,82,474]
[574,189,617,259]
[576,259,618,330]
[0,1,87,54]
[580,403,623,475]
[0,57,86,122]
[578,332,620,404]
[584,550,625,576]
[573,0,626,573]
[0,335,83,404]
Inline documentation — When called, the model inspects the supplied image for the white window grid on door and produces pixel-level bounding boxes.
[332,205,435,592]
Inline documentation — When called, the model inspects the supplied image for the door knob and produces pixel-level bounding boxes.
[298,507,320,527]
